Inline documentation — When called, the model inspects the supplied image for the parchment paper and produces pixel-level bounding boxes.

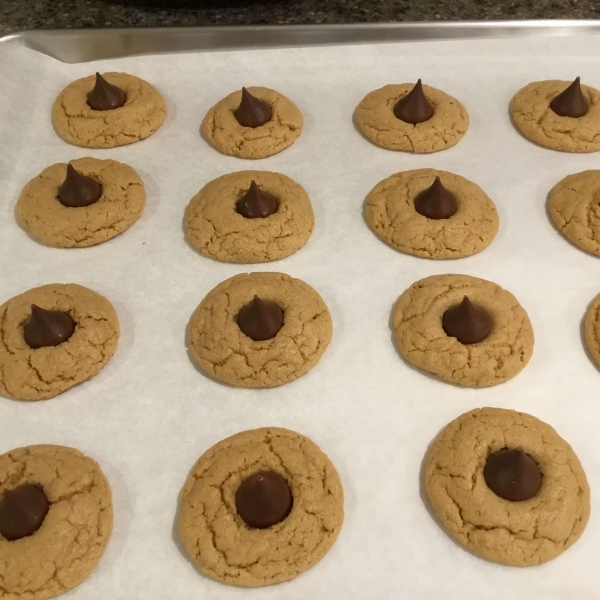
[0,34,599,599]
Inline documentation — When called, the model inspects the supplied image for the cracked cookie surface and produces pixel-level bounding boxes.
[0,283,120,401]
[584,292,600,368]
[185,170,314,263]
[0,444,113,599]
[17,157,146,248]
[366,168,498,258]
[425,408,590,566]
[355,83,469,153]
[393,274,534,387]
[51,72,167,149]
[511,80,600,152]
[188,272,332,388]
[178,427,344,587]
[201,87,303,159]
[548,170,600,255]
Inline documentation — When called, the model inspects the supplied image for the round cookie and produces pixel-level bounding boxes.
[0,444,113,599]
[511,80,600,152]
[355,83,469,153]
[201,87,303,159]
[425,408,590,566]
[178,427,344,587]
[0,283,120,400]
[393,274,534,387]
[52,72,167,148]
[185,171,314,263]
[188,272,332,387]
[548,170,600,255]
[584,292,600,368]
[17,157,146,248]
[366,168,498,258]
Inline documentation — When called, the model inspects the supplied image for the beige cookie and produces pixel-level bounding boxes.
[188,272,332,387]
[366,169,498,258]
[16,157,145,248]
[0,444,113,599]
[548,170,600,255]
[185,171,314,263]
[393,274,534,387]
[178,427,344,587]
[0,283,120,401]
[201,87,303,159]
[355,83,469,153]
[52,72,167,148]
[425,408,590,566]
[511,80,600,152]
[584,292,600,368]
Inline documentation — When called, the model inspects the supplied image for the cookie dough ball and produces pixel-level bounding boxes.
[355,82,469,153]
[0,444,113,599]
[17,157,145,248]
[392,274,534,387]
[202,87,303,159]
[0,283,120,400]
[366,168,498,258]
[425,408,590,566]
[188,272,332,387]
[511,79,600,152]
[178,427,344,587]
[52,72,167,148]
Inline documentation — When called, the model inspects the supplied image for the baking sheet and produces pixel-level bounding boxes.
[0,34,599,599]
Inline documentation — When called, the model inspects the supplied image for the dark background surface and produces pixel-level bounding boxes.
[0,0,598,35]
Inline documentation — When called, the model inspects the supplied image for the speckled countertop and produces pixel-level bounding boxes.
[0,0,598,36]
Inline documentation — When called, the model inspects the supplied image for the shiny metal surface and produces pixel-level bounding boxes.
[0,21,599,63]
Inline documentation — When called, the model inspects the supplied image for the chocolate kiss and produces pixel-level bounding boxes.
[0,484,50,541]
[550,77,589,118]
[234,87,272,128]
[442,296,492,345]
[236,181,279,219]
[87,72,126,111]
[235,471,293,529]
[237,296,284,341]
[394,79,435,124]
[484,448,542,502]
[24,305,75,349]
[58,164,102,208]
[414,176,458,219]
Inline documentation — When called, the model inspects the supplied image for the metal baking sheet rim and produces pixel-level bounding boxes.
[1,20,600,63]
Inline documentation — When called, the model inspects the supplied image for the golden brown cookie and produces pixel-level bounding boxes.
[0,444,113,599]
[355,83,469,153]
[188,272,332,387]
[16,157,145,248]
[201,87,303,159]
[511,80,600,152]
[185,171,314,263]
[178,427,344,587]
[0,284,120,401]
[366,168,498,258]
[548,170,600,255]
[52,72,167,148]
[584,292,600,368]
[425,408,590,566]
[393,274,534,387]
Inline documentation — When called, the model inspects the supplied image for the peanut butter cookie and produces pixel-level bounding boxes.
[584,292,600,368]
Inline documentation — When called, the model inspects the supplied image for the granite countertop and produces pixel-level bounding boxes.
[1,0,599,36]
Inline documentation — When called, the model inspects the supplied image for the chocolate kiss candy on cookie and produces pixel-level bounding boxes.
[442,296,492,345]
[484,448,542,502]
[237,295,284,341]
[550,77,589,118]
[58,164,102,208]
[414,176,458,219]
[236,471,293,529]
[87,72,126,111]
[235,87,272,128]
[24,304,76,349]
[394,79,435,124]
[236,181,279,219]
[0,484,50,541]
